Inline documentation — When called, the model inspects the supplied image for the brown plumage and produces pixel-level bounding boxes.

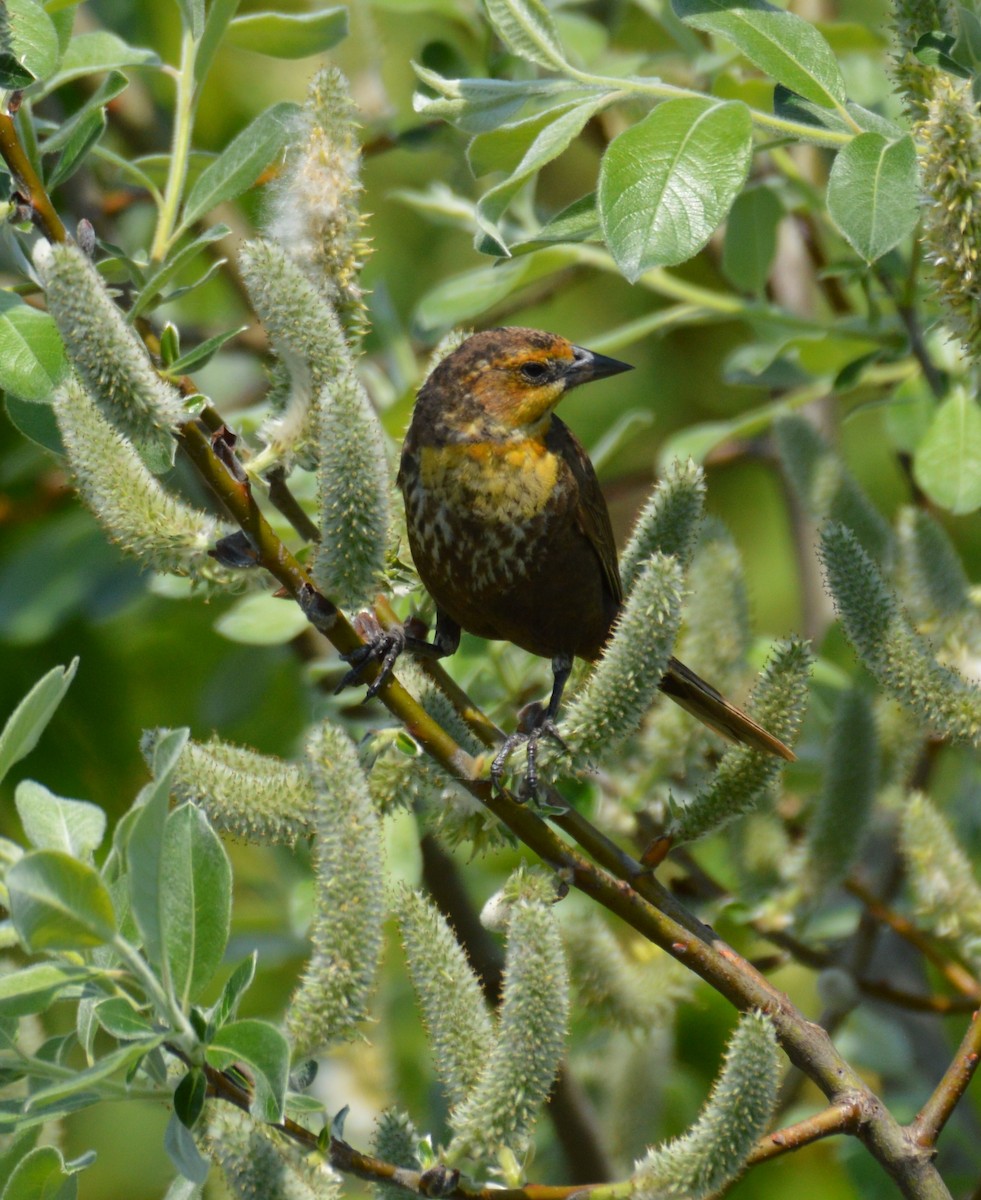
[353,326,794,785]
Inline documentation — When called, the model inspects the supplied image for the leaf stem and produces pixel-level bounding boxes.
[565,67,854,147]
[151,28,199,262]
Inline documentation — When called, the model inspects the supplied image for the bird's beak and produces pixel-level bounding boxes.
[564,344,634,390]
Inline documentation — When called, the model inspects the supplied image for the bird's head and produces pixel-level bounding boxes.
[420,327,633,440]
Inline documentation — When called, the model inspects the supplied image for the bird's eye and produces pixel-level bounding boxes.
[520,361,550,383]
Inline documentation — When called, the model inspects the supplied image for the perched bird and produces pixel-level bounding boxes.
[347,326,794,788]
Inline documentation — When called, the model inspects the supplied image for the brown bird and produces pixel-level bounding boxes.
[345,326,794,789]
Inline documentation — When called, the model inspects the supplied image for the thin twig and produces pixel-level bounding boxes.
[745,1099,864,1166]
[847,878,981,1000]
[912,1008,981,1148]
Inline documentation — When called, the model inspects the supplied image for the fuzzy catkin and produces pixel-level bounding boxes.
[52,377,236,586]
[918,76,981,359]
[34,241,183,459]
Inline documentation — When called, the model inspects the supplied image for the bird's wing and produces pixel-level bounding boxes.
[549,417,623,607]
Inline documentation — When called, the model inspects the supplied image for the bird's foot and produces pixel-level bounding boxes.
[491,701,568,800]
[335,611,407,699]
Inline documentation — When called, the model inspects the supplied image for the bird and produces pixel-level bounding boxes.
[343,326,795,791]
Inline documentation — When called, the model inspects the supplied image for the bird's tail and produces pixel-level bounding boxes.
[659,656,796,761]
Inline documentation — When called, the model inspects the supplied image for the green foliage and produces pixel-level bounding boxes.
[775,414,893,565]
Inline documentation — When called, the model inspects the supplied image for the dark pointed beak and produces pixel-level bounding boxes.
[564,344,633,389]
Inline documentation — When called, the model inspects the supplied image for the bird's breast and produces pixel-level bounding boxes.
[415,440,560,524]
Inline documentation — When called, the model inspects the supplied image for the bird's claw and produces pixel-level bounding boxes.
[335,617,407,698]
[490,701,567,800]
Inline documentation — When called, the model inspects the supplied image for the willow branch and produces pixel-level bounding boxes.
[0,110,67,242]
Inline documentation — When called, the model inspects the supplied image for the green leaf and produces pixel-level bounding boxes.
[0,293,68,403]
[7,851,116,951]
[474,95,611,251]
[0,659,77,786]
[26,1039,162,1111]
[826,133,919,262]
[4,394,64,454]
[414,246,580,329]
[180,101,300,231]
[2,0,60,87]
[45,106,105,189]
[207,1018,290,1122]
[195,0,243,84]
[213,591,310,645]
[722,184,782,293]
[483,0,569,70]
[161,803,231,1008]
[93,997,155,1039]
[174,1068,208,1129]
[673,0,846,108]
[913,388,981,514]
[598,97,752,280]
[163,1111,210,1185]
[39,69,128,155]
[37,31,159,97]
[0,963,100,1018]
[226,7,348,57]
[166,325,245,374]
[127,728,190,971]
[207,952,257,1035]
[128,224,230,320]
[412,64,576,133]
[15,781,105,858]
[1,1145,79,1200]
[175,0,205,39]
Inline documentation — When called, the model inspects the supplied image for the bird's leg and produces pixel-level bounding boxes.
[491,654,571,798]
[336,608,460,698]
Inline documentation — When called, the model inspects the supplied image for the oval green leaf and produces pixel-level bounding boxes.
[827,133,919,262]
[673,0,846,108]
[3,0,60,86]
[0,294,68,403]
[227,7,347,57]
[161,803,231,1008]
[913,389,981,515]
[15,781,105,859]
[599,97,753,280]
[0,659,77,786]
[7,850,116,951]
